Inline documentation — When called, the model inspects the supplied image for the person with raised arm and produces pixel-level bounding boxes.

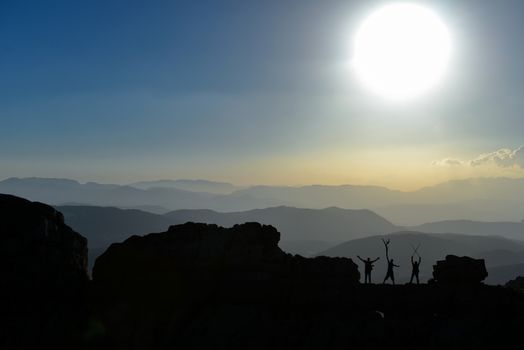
[357,255,380,284]
[382,238,399,285]
[410,255,422,284]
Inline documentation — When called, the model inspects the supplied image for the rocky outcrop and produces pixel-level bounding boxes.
[90,222,360,348]
[89,223,524,350]
[432,255,488,284]
[0,194,89,347]
[92,222,360,299]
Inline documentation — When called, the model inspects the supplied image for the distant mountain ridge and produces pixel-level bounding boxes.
[412,220,524,241]
[1,177,279,212]
[128,179,240,194]
[374,199,524,225]
[165,206,397,242]
[56,205,398,268]
[4,176,524,224]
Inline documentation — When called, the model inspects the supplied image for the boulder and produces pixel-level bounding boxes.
[432,255,488,285]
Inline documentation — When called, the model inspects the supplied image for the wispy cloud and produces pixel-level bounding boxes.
[470,146,524,167]
[431,158,465,167]
[434,146,524,168]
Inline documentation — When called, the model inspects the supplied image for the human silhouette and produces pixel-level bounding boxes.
[410,255,421,284]
[357,256,380,284]
[381,238,399,284]
[383,258,399,284]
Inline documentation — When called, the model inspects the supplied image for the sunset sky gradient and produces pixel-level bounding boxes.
[2,0,524,189]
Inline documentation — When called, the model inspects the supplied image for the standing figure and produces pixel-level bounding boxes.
[410,255,421,284]
[382,238,399,284]
[383,258,399,284]
[357,256,380,284]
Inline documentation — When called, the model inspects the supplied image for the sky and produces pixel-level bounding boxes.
[2,0,524,190]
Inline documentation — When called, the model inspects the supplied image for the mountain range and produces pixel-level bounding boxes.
[412,220,524,241]
[3,176,524,224]
[4,176,524,284]
[56,205,397,268]
[128,179,241,194]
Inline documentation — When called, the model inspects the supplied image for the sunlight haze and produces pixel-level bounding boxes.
[2,0,524,189]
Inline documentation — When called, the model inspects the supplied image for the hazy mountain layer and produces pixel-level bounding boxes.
[375,200,524,225]
[164,206,396,242]
[57,205,398,268]
[487,263,524,285]
[5,176,524,224]
[128,179,240,194]
[413,219,524,241]
[1,177,278,212]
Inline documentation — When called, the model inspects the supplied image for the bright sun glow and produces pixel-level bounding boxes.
[353,3,452,101]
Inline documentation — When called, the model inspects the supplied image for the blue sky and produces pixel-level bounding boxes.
[2,0,524,188]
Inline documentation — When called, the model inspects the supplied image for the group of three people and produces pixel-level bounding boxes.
[357,255,421,284]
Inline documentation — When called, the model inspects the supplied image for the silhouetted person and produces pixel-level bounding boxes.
[383,258,399,284]
[357,256,380,284]
[381,238,399,284]
[410,256,421,284]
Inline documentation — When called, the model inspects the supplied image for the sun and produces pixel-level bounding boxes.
[353,3,452,101]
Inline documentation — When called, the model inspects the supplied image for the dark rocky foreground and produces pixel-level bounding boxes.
[2,194,524,349]
[89,223,524,350]
[0,194,88,348]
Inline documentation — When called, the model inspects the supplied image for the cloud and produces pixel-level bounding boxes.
[431,158,464,166]
[433,146,524,168]
[470,146,524,167]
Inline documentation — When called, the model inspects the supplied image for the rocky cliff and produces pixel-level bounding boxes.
[0,194,89,348]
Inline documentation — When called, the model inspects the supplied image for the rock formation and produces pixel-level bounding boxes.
[90,222,360,347]
[0,194,89,347]
[432,255,488,284]
[89,223,524,350]
[92,222,360,302]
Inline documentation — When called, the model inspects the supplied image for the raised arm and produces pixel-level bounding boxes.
[382,238,391,262]
[357,256,365,263]
[418,256,422,264]
[372,257,380,263]
[411,256,414,264]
